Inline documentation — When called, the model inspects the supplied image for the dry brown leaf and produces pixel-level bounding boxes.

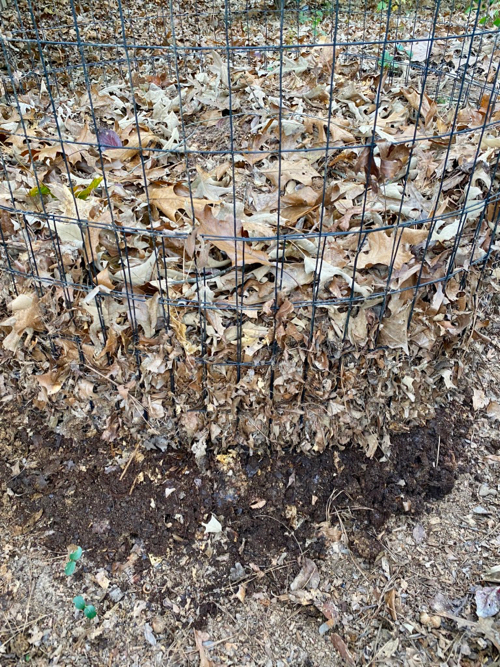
[411,37,432,62]
[37,122,94,164]
[331,633,355,665]
[290,558,320,591]
[197,207,270,266]
[36,370,66,396]
[0,293,43,351]
[96,268,114,289]
[348,310,368,346]
[378,142,411,180]
[250,499,267,509]
[105,126,157,161]
[235,584,247,603]
[385,588,398,621]
[379,297,411,353]
[357,230,413,270]
[150,184,215,221]
[457,107,484,129]
[194,629,213,667]
[473,388,489,411]
[170,310,199,356]
[262,158,321,187]
[401,88,437,128]
[281,186,320,222]
[113,252,157,286]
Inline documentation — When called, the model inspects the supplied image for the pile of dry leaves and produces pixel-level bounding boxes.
[0,0,499,453]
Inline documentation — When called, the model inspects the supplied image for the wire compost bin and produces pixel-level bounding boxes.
[0,0,499,452]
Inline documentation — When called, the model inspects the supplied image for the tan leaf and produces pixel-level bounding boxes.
[411,37,432,62]
[197,207,270,266]
[379,297,411,353]
[262,158,321,187]
[194,629,212,667]
[150,183,215,221]
[473,388,489,411]
[348,311,368,346]
[402,88,437,128]
[331,633,355,666]
[170,309,199,356]
[487,402,500,420]
[290,558,320,591]
[356,230,413,270]
[95,570,110,590]
[113,252,157,286]
[104,126,157,161]
[385,588,398,621]
[46,183,95,247]
[250,499,267,509]
[0,293,43,351]
[68,122,95,164]
[281,186,321,222]
[235,584,247,603]
[96,267,114,289]
[36,370,65,395]
[326,119,356,143]
[37,122,94,165]
[83,225,101,262]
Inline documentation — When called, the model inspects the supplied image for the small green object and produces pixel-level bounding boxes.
[28,184,53,198]
[76,176,103,200]
[73,595,86,611]
[84,605,97,619]
[65,560,76,576]
[69,546,83,561]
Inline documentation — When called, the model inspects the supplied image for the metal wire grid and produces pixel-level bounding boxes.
[0,0,499,409]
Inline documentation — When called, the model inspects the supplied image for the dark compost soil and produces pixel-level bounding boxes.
[2,402,471,599]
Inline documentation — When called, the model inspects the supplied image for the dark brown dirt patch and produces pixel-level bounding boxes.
[1,402,471,603]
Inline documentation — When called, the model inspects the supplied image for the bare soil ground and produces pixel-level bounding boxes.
[1,326,500,666]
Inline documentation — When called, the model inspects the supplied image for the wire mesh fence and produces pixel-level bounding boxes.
[0,0,499,451]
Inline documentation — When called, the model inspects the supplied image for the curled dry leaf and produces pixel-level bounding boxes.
[0,293,43,352]
[385,588,398,621]
[194,629,212,667]
[290,558,320,592]
[203,515,222,534]
[401,88,437,128]
[476,586,500,618]
[331,633,355,666]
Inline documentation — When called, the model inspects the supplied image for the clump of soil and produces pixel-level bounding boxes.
[2,403,470,587]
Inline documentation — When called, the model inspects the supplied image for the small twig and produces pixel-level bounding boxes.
[436,434,441,468]
[25,551,35,628]
[128,473,141,495]
[119,442,140,481]
[213,602,267,653]
[218,562,293,593]
[325,489,343,523]
[184,633,237,655]
[1,614,50,648]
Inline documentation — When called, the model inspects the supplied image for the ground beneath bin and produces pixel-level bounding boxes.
[2,380,500,666]
[3,404,466,578]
